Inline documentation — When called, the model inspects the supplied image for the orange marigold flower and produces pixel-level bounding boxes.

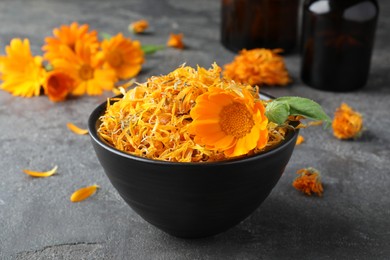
[223,48,290,86]
[43,70,75,102]
[189,86,268,157]
[100,33,144,80]
[0,38,46,97]
[293,167,323,196]
[167,33,184,49]
[129,19,149,34]
[52,42,116,96]
[332,103,363,140]
[42,22,99,63]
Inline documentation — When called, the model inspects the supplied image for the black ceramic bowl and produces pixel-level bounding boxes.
[88,93,299,238]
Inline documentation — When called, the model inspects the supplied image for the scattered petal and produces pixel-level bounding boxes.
[23,165,58,178]
[295,135,305,145]
[67,122,88,135]
[70,184,99,202]
[308,120,323,126]
[167,33,184,49]
[293,167,323,196]
[129,19,149,34]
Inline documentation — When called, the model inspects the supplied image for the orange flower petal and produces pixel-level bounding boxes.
[295,135,305,145]
[67,122,88,135]
[129,20,149,34]
[167,33,184,49]
[70,184,99,202]
[23,165,58,178]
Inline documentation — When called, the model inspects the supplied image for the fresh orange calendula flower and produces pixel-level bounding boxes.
[23,165,58,178]
[129,19,149,34]
[189,87,268,157]
[293,167,323,196]
[43,70,75,102]
[67,122,88,135]
[167,33,184,49]
[100,33,144,80]
[332,103,363,140]
[295,135,305,145]
[223,48,290,86]
[70,184,99,202]
[0,38,46,97]
[42,22,99,63]
[52,41,116,96]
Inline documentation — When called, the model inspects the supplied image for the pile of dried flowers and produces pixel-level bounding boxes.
[98,63,330,163]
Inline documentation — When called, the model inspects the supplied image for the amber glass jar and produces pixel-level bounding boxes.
[221,0,300,53]
[300,0,379,92]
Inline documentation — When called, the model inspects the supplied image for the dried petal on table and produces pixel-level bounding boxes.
[167,33,184,49]
[129,19,149,34]
[67,122,88,135]
[23,165,58,178]
[70,184,99,202]
[295,135,305,145]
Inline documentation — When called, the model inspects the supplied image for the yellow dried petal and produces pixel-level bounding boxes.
[23,165,58,178]
[295,135,305,145]
[70,184,99,202]
[308,120,323,126]
[67,122,88,135]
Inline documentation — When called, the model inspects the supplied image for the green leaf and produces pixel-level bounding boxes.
[265,101,290,125]
[265,96,331,128]
[141,44,165,55]
[100,32,112,40]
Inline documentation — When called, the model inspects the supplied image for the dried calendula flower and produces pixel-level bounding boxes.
[70,184,99,202]
[67,122,88,135]
[332,103,363,140]
[23,165,58,178]
[167,33,184,49]
[129,19,149,34]
[223,48,290,86]
[295,135,305,145]
[293,167,323,196]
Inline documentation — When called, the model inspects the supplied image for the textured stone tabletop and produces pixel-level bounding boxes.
[0,0,389,259]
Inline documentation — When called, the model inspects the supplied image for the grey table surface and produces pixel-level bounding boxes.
[0,0,389,259]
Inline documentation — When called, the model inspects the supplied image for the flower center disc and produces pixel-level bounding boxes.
[107,51,123,68]
[219,102,254,138]
[79,64,94,80]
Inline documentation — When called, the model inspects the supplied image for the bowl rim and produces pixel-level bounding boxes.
[88,92,299,167]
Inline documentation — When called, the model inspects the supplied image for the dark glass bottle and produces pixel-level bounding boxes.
[221,0,300,53]
[300,0,379,92]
